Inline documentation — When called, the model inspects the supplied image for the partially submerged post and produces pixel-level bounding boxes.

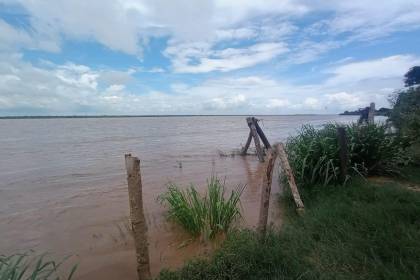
[337,127,348,183]
[276,144,305,212]
[125,154,151,280]
[241,117,271,162]
[368,102,375,124]
[253,118,271,150]
[358,102,375,125]
[257,148,277,235]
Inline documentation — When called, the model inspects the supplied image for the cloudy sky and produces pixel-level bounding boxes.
[1,0,420,115]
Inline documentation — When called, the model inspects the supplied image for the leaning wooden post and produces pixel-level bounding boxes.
[241,131,252,155]
[247,117,264,162]
[368,102,375,124]
[337,127,348,184]
[257,148,277,235]
[276,144,304,212]
[253,117,271,149]
[125,154,151,280]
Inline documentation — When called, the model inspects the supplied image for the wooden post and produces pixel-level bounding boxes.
[253,117,271,149]
[337,127,348,183]
[368,102,375,124]
[247,117,264,162]
[241,131,252,155]
[257,148,277,235]
[125,154,151,280]
[276,144,304,211]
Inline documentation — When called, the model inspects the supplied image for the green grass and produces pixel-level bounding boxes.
[159,177,245,239]
[286,123,410,188]
[157,177,420,279]
[0,253,77,280]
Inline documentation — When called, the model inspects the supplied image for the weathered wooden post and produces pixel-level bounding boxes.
[253,117,271,149]
[337,127,348,184]
[125,154,151,280]
[276,144,304,212]
[247,117,265,162]
[257,147,277,235]
[368,102,375,124]
[241,131,252,155]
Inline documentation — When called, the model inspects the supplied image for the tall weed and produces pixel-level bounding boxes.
[159,177,245,239]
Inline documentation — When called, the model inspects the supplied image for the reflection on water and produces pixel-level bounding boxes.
[0,115,358,278]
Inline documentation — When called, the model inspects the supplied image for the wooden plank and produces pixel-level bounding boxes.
[253,117,271,149]
[276,144,305,211]
[337,127,348,183]
[247,117,264,162]
[241,131,252,155]
[257,148,277,235]
[125,154,151,280]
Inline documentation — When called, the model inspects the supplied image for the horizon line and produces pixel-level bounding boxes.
[0,114,342,119]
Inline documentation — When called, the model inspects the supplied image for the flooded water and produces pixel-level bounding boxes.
[0,115,357,278]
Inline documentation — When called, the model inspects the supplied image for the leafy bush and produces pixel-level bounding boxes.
[159,177,245,239]
[0,253,77,280]
[286,123,409,187]
[389,86,420,141]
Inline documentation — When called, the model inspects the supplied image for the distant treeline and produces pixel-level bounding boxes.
[339,107,391,116]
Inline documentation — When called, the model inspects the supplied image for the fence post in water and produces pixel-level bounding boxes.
[257,148,277,235]
[125,154,151,280]
[276,143,305,212]
[241,131,253,155]
[247,117,265,162]
[336,127,348,184]
[253,117,271,149]
[368,102,375,124]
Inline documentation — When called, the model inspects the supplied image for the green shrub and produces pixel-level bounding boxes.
[286,122,409,187]
[0,253,77,280]
[389,86,420,141]
[159,177,244,239]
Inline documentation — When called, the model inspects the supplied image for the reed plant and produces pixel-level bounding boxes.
[0,253,77,280]
[160,183,207,236]
[159,177,245,239]
[286,122,409,187]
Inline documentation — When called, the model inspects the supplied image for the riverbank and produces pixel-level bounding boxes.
[158,166,420,279]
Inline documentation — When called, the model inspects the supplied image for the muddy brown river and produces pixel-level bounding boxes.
[0,115,358,279]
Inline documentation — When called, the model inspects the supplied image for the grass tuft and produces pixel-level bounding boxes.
[0,253,77,280]
[159,177,245,239]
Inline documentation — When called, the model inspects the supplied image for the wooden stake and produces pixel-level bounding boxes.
[253,117,271,149]
[247,117,264,162]
[257,148,277,235]
[125,154,151,280]
[368,102,375,124]
[241,131,252,155]
[337,127,348,183]
[276,144,304,211]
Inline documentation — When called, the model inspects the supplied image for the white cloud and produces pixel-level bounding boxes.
[325,55,420,86]
[0,54,416,115]
[303,97,321,109]
[0,19,59,52]
[326,92,363,108]
[266,98,290,108]
[166,42,288,73]
[1,0,419,77]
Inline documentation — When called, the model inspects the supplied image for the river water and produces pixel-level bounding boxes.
[0,115,358,279]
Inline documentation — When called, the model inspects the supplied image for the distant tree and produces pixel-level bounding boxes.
[404,66,420,87]
[389,86,420,140]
